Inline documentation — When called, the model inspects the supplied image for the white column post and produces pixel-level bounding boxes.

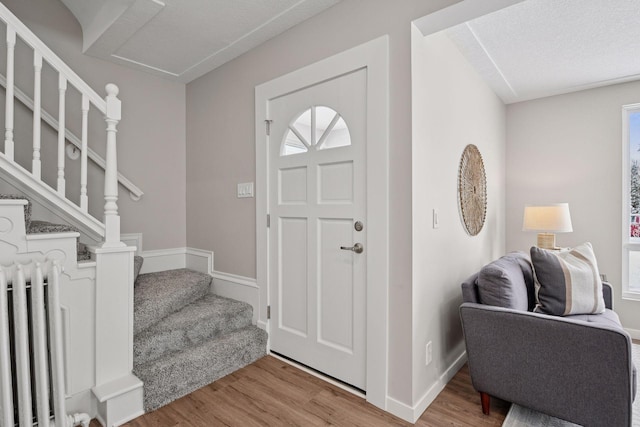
[103,84,124,247]
[4,27,15,160]
[32,51,42,179]
[91,245,143,425]
[92,84,144,424]
[80,95,89,212]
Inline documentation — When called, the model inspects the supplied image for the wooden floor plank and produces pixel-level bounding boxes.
[86,355,508,427]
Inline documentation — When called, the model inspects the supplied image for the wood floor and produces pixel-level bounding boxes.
[89,356,509,427]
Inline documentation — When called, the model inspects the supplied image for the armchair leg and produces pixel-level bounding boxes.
[480,392,490,415]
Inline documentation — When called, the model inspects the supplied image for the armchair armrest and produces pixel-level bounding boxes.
[602,281,613,309]
[460,303,633,427]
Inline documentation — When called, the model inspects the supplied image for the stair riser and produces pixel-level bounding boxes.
[134,304,253,365]
[134,326,268,412]
[134,269,212,334]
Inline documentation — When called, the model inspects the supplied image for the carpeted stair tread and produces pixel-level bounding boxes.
[27,219,78,234]
[134,325,267,411]
[134,269,211,334]
[134,293,253,365]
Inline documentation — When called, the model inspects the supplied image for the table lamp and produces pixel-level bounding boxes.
[522,203,573,249]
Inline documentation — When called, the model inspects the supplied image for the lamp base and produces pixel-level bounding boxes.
[537,233,556,249]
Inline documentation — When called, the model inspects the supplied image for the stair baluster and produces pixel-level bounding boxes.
[4,26,15,161]
[0,2,143,239]
[103,83,123,246]
[80,95,89,212]
[57,74,67,195]
[32,51,42,180]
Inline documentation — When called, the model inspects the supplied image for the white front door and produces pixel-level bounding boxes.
[268,68,367,390]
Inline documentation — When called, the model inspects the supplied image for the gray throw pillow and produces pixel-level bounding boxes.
[531,242,605,316]
[477,253,531,311]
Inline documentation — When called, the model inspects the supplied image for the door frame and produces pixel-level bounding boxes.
[255,35,389,409]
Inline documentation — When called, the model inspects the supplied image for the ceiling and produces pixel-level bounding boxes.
[61,0,341,83]
[60,0,640,99]
[444,0,640,104]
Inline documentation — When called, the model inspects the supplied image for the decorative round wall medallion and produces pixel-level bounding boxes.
[458,144,487,236]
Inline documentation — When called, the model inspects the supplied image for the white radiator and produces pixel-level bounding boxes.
[0,262,90,427]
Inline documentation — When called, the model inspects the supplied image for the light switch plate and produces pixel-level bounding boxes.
[237,182,254,198]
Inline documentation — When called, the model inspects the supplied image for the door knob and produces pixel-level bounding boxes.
[340,243,363,254]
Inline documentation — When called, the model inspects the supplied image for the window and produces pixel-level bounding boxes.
[282,106,351,156]
[623,104,640,299]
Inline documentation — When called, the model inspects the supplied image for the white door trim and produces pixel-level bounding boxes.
[255,35,389,409]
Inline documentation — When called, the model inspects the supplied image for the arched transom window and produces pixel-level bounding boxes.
[282,106,351,156]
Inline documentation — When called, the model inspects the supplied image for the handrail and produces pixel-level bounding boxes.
[0,2,126,246]
[0,74,144,201]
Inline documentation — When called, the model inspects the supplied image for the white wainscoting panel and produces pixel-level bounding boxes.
[139,248,187,274]
[211,271,260,326]
[186,248,214,275]
[120,233,142,255]
[138,247,214,275]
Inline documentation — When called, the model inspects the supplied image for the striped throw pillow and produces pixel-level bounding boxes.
[531,242,605,316]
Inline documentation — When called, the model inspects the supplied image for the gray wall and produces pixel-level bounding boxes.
[411,28,506,402]
[506,79,640,331]
[3,0,187,250]
[186,0,461,407]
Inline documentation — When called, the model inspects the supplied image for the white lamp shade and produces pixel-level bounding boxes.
[522,203,573,233]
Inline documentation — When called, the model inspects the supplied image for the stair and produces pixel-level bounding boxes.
[132,267,267,412]
[0,5,144,423]
[134,269,211,334]
[1,192,268,413]
[1,193,92,261]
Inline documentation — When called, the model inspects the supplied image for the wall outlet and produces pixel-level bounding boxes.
[237,182,254,198]
[426,341,433,365]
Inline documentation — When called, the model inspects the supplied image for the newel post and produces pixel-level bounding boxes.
[103,84,124,247]
[90,84,144,424]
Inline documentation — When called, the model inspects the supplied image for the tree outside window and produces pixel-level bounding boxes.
[625,108,640,295]
[630,113,640,237]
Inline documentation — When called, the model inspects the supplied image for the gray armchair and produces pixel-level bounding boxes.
[460,254,636,427]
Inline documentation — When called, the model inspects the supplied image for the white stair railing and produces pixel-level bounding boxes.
[0,2,128,245]
[0,73,144,201]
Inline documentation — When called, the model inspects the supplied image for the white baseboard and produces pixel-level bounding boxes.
[186,248,214,275]
[385,395,415,423]
[626,327,640,340]
[139,248,188,274]
[120,233,142,255]
[137,247,214,275]
[93,374,144,427]
[211,270,259,324]
[386,351,467,423]
[211,270,258,289]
